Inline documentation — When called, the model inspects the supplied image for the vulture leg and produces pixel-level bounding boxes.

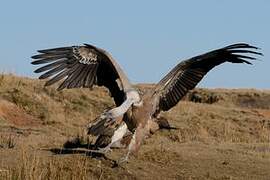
[118,123,148,163]
[98,123,128,153]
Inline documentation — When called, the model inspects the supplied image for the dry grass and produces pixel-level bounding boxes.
[0,74,270,180]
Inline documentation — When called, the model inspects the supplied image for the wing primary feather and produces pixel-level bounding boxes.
[181,79,194,90]
[177,80,189,92]
[166,91,174,105]
[230,50,263,56]
[39,64,68,79]
[57,63,81,90]
[233,54,256,60]
[89,66,98,86]
[45,70,69,87]
[75,65,90,88]
[181,73,197,88]
[31,53,68,60]
[37,47,72,54]
[235,58,252,65]
[66,65,86,88]
[170,91,178,103]
[84,65,98,87]
[83,65,95,87]
[175,81,185,96]
[224,43,259,50]
[34,59,67,73]
[184,70,204,83]
[172,84,183,98]
[31,57,67,65]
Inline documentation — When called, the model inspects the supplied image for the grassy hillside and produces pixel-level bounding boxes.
[0,74,270,180]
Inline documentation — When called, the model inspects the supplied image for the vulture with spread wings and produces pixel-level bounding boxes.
[32,43,262,162]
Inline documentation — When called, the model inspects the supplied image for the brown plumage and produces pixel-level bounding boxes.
[32,43,262,162]
[31,44,132,106]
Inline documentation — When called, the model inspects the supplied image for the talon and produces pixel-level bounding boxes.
[104,118,116,126]
[98,146,112,153]
[105,111,113,118]
[118,152,130,164]
[118,156,129,164]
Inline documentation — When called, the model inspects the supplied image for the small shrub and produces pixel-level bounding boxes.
[0,134,16,149]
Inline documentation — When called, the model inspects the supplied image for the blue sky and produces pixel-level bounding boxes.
[0,1,269,88]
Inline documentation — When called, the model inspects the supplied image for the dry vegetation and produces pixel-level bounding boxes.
[0,74,270,180]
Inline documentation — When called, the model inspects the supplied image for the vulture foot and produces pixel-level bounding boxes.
[98,146,112,153]
[118,153,130,164]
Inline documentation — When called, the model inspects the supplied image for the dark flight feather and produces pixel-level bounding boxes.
[153,43,263,114]
[32,44,129,107]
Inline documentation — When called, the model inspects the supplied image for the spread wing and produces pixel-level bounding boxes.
[152,43,262,115]
[31,43,133,106]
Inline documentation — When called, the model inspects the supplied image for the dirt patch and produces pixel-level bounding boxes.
[256,109,270,119]
[0,99,39,127]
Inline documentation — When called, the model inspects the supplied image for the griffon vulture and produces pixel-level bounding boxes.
[32,43,262,162]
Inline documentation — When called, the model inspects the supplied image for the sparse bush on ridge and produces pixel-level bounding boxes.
[0,134,16,149]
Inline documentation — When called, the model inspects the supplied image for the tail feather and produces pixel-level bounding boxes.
[87,117,109,136]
